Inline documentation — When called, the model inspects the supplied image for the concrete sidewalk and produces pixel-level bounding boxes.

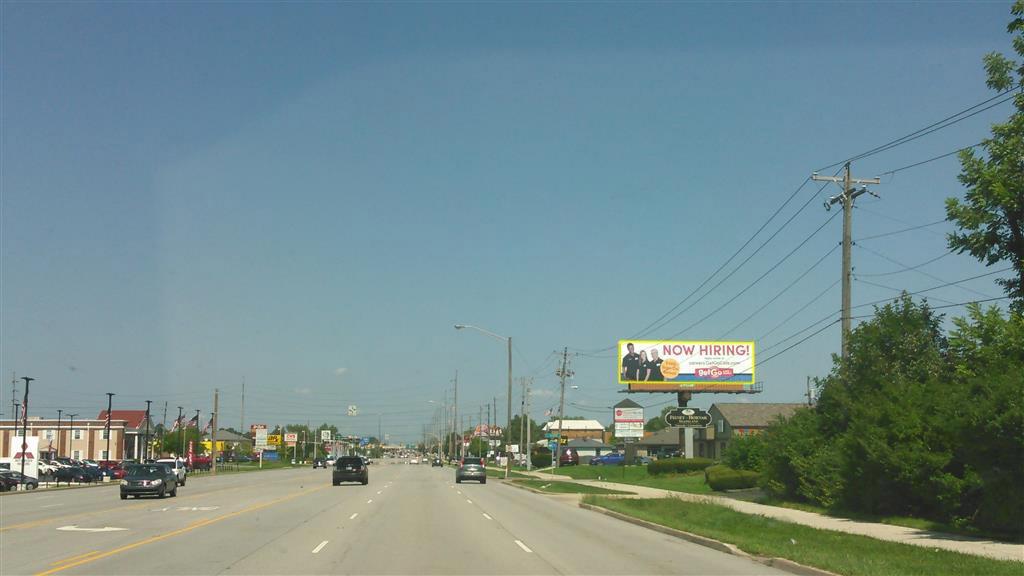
[523,470,1024,563]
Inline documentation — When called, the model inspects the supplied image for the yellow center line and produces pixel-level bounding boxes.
[34,484,330,576]
[48,551,99,567]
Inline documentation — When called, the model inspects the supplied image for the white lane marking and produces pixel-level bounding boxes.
[366,499,373,504]
[466,499,473,504]
[41,503,63,508]
[349,513,358,520]
[57,525,128,533]
[483,513,492,520]
[456,491,462,495]
[515,540,533,553]
[376,491,382,495]
[312,541,329,554]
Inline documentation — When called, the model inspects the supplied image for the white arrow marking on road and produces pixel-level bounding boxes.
[312,541,329,554]
[349,513,358,520]
[57,525,128,533]
[515,540,533,553]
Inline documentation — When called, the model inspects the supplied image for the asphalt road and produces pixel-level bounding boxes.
[1,462,785,575]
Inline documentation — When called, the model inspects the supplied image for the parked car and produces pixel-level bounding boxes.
[0,470,39,490]
[37,460,58,477]
[590,452,625,466]
[455,457,487,484]
[101,463,127,479]
[155,458,188,486]
[325,457,336,466]
[0,473,19,491]
[190,456,212,471]
[332,456,368,486]
[558,447,579,466]
[120,463,178,499]
[53,466,92,485]
[81,466,104,482]
[633,456,652,465]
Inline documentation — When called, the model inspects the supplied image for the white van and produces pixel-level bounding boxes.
[155,458,188,486]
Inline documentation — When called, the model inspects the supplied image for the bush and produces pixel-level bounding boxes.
[531,447,552,468]
[705,464,760,491]
[722,433,765,471]
[647,457,715,475]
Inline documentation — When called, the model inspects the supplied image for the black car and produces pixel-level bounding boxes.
[53,466,92,485]
[312,458,325,469]
[0,471,40,490]
[332,456,368,485]
[120,464,178,499]
[431,458,442,467]
[0,474,18,491]
[81,466,104,482]
[455,457,486,484]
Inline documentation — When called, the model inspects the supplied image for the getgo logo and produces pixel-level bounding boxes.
[694,367,734,379]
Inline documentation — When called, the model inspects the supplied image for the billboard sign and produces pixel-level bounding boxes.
[618,340,755,392]
[613,405,645,438]
[284,433,298,446]
[267,434,282,446]
[664,407,712,428]
[254,428,269,449]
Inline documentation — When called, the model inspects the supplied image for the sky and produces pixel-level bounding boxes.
[2,2,1017,443]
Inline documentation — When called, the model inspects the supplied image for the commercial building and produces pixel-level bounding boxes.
[541,419,607,441]
[0,417,127,461]
[694,403,805,459]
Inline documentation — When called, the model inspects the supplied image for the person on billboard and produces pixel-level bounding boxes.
[621,343,641,381]
[645,348,664,381]
[638,351,650,380]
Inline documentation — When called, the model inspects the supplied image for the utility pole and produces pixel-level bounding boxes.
[240,377,245,440]
[161,401,168,450]
[813,163,880,359]
[486,403,491,459]
[806,376,814,406]
[20,377,35,485]
[212,389,219,475]
[104,392,115,461]
[177,406,184,459]
[143,400,152,462]
[10,372,17,428]
[555,348,571,468]
[520,377,526,458]
[525,377,533,471]
[479,405,484,457]
[56,409,63,459]
[67,413,78,460]
[452,371,458,460]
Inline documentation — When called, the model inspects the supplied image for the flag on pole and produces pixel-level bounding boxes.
[202,416,214,434]
[170,415,183,432]
[187,414,199,428]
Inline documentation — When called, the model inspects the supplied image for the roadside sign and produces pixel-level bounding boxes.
[320,430,332,441]
[613,400,645,438]
[664,407,712,428]
[284,432,298,446]
[254,428,268,449]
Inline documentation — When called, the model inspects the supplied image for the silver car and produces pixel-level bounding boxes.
[455,457,486,484]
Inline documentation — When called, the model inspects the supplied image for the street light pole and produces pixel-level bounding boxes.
[177,406,184,459]
[67,414,78,460]
[20,377,35,485]
[454,324,513,479]
[56,409,63,459]
[104,392,115,462]
[144,400,152,462]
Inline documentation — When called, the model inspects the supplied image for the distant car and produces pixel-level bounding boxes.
[590,452,625,466]
[155,458,188,486]
[312,459,325,469]
[558,447,580,466]
[455,457,486,484]
[633,456,652,465]
[81,466,104,482]
[432,458,442,467]
[0,471,39,490]
[325,457,336,466]
[332,456,368,486]
[53,466,91,485]
[409,458,419,465]
[120,463,178,499]
[37,461,58,476]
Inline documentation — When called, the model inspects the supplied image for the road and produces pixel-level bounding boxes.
[1,462,785,575]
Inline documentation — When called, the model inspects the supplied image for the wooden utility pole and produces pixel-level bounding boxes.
[554,348,571,468]
[212,389,219,475]
[813,163,880,359]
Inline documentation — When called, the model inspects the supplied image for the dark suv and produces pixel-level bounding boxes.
[332,456,368,486]
[455,457,486,484]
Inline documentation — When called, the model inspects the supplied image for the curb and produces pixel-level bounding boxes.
[506,480,581,498]
[578,502,839,576]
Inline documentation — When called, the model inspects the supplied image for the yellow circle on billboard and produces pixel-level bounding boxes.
[660,358,680,379]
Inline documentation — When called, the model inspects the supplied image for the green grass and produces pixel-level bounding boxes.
[514,479,634,495]
[485,467,529,479]
[584,496,1022,576]
[552,465,713,494]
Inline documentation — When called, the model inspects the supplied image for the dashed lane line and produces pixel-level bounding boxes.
[482,513,492,520]
[312,541,329,554]
[515,540,533,553]
[349,513,358,520]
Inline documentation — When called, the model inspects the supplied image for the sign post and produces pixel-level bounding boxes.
[613,399,644,466]
[664,407,712,459]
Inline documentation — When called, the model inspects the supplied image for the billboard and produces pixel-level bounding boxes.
[618,340,755,392]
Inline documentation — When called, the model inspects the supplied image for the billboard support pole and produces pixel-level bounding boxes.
[677,391,694,460]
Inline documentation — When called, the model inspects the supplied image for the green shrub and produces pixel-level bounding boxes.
[531,447,552,468]
[647,457,715,475]
[705,464,760,491]
[722,433,765,471]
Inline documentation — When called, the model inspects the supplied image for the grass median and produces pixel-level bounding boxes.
[552,465,711,494]
[514,479,635,495]
[583,496,1022,576]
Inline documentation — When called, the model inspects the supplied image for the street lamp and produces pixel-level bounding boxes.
[104,392,115,462]
[454,324,513,479]
[67,414,78,460]
[19,377,35,485]
[56,409,63,459]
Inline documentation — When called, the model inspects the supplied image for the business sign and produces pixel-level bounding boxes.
[267,434,282,446]
[614,405,645,438]
[250,424,267,436]
[665,407,712,428]
[618,340,755,392]
[284,433,298,446]
[8,436,39,479]
[254,428,269,449]
[320,430,332,441]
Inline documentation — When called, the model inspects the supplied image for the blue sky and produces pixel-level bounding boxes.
[2,2,1016,442]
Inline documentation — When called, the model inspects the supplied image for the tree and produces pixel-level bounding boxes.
[946,1,1024,311]
[644,405,678,432]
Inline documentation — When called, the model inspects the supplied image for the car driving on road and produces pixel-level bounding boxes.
[155,458,187,486]
[332,456,368,486]
[455,457,486,484]
[120,463,179,499]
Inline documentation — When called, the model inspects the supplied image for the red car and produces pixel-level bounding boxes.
[98,461,126,479]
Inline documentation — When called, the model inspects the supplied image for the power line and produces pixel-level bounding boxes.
[666,210,841,339]
[757,278,840,342]
[760,310,839,355]
[851,267,1011,311]
[757,319,841,367]
[878,142,984,176]
[849,296,1010,319]
[816,85,1020,172]
[854,276,958,306]
[855,244,993,299]
[856,250,953,278]
[854,219,948,242]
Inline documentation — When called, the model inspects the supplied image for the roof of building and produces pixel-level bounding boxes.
[633,427,682,446]
[566,438,613,449]
[96,410,150,429]
[713,403,805,428]
[541,419,605,431]
[202,429,250,443]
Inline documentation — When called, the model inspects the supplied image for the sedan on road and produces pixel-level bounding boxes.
[455,457,486,484]
[120,464,178,499]
[332,456,368,486]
